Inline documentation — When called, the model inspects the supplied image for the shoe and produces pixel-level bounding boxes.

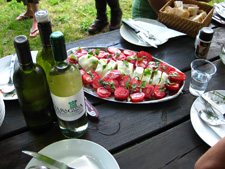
[88,18,109,34]
[16,14,33,21]
[110,8,122,31]
[29,28,39,38]
[109,23,121,31]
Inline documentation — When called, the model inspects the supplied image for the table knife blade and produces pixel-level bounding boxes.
[22,150,75,169]
[201,94,225,116]
[122,19,157,48]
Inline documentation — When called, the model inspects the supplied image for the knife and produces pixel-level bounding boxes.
[22,150,75,169]
[85,97,99,120]
[122,19,158,48]
[201,94,225,116]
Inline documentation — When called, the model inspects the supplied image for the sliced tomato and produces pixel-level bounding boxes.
[142,84,154,99]
[107,47,121,54]
[75,49,88,58]
[106,78,119,92]
[154,85,166,99]
[158,62,168,72]
[87,70,98,80]
[126,55,137,65]
[68,55,78,64]
[113,53,127,61]
[137,51,153,61]
[130,92,145,102]
[136,59,148,69]
[123,50,137,57]
[82,72,93,84]
[106,70,121,80]
[92,75,103,89]
[80,69,86,76]
[128,78,142,93]
[147,61,157,70]
[114,87,129,100]
[119,75,130,88]
[97,51,109,59]
[97,87,111,98]
[169,71,186,82]
[165,80,180,91]
[164,66,176,74]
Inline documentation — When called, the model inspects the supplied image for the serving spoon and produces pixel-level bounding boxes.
[198,109,225,126]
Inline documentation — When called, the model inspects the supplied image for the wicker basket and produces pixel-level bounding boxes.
[158,0,214,38]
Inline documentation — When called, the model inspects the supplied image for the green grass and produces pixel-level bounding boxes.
[0,0,222,58]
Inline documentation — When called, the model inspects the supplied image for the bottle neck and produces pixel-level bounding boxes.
[55,59,69,69]
[38,21,52,49]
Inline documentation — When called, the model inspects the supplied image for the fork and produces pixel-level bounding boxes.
[212,15,225,25]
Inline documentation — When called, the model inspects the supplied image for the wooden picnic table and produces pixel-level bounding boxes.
[1,19,225,169]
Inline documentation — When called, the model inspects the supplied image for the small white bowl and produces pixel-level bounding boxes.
[0,93,5,126]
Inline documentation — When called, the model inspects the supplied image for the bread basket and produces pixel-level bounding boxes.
[158,0,214,38]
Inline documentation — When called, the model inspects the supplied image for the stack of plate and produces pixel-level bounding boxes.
[0,93,5,126]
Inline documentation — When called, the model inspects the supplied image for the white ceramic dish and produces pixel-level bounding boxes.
[120,18,168,47]
[190,90,225,147]
[215,4,225,19]
[0,51,38,100]
[25,139,120,169]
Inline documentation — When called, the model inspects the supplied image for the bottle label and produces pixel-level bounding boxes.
[195,40,211,59]
[51,88,85,121]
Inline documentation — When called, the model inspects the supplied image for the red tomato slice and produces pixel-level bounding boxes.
[119,75,130,88]
[123,50,137,57]
[106,70,121,80]
[137,51,153,61]
[68,55,78,64]
[128,78,142,93]
[113,53,127,61]
[147,61,157,70]
[135,59,148,69]
[106,79,119,92]
[87,70,98,80]
[154,85,166,99]
[158,62,168,72]
[75,49,88,58]
[165,80,180,91]
[92,75,103,89]
[164,66,176,74]
[169,71,186,82]
[97,87,111,98]
[114,87,129,100]
[82,72,93,84]
[80,69,86,76]
[130,92,145,102]
[97,51,109,59]
[142,84,154,99]
[107,47,121,54]
[126,55,137,65]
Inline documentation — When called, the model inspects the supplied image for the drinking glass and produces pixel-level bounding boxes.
[189,59,217,96]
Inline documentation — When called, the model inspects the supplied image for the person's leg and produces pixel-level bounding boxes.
[88,0,109,34]
[107,0,122,30]
[16,3,33,20]
[29,2,39,38]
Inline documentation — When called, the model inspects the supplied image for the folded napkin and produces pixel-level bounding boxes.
[134,20,186,42]
[68,155,96,169]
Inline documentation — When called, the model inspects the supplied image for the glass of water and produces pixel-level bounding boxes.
[189,59,217,96]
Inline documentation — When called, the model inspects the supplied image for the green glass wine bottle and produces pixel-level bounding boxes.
[13,35,53,132]
[48,31,88,138]
[35,9,54,80]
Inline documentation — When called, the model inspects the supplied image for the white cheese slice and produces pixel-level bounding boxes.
[102,60,117,77]
[117,61,133,77]
[151,69,162,85]
[117,61,126,75]
[83,56,99,72]
[78,54,89,69]
[142,68,153,84]
[132,66,144,80]
[158,72,169,86]
[95,59,108,76]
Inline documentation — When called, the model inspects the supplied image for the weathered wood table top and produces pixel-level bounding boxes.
[1,20,225,169]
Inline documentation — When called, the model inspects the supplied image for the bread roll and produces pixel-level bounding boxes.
[188,6,199,16]
[164,6,190,19]
[190,11,207,22]
[174,1,183,9]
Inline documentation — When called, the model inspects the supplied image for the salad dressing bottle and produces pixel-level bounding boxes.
[48,31,88,138]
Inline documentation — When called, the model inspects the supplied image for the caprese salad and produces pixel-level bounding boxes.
[68,47,186,103]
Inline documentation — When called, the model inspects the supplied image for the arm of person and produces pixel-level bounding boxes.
[195,137,225,169]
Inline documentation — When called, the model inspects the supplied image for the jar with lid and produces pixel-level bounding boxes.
[195,27,214,59]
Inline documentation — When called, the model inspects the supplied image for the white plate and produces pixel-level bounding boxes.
[0,51,38,100]
[120,18,168,47]
[215,4,225,19]
[25,139,120,169]
[0,93,5,126]
[190,90,225,147]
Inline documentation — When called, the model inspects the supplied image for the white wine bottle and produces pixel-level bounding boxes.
[48,31,88,138]
[13,35,53,131]
[35,9,54,80]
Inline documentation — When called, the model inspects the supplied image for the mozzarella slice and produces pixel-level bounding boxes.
[78,54,89,68]
[83,56,99,72]
[142,68,153,84]
[132,67,144,80]
[103,60,117,77]
[117,61,126,74]
[151,69,162,85]
[95,59,108,76]
[158,72,169,86]
[117,61,133,77]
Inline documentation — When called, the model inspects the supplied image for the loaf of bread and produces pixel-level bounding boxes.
[190,11,207,22]
[164,6,190,18]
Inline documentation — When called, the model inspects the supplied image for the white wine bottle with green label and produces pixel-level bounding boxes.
[48,31,88,138]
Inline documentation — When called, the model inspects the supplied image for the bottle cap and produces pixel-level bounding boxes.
[35,9,49,23]
[14,35,32,65]
[199,27,214,42]
[50,31,67,61]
